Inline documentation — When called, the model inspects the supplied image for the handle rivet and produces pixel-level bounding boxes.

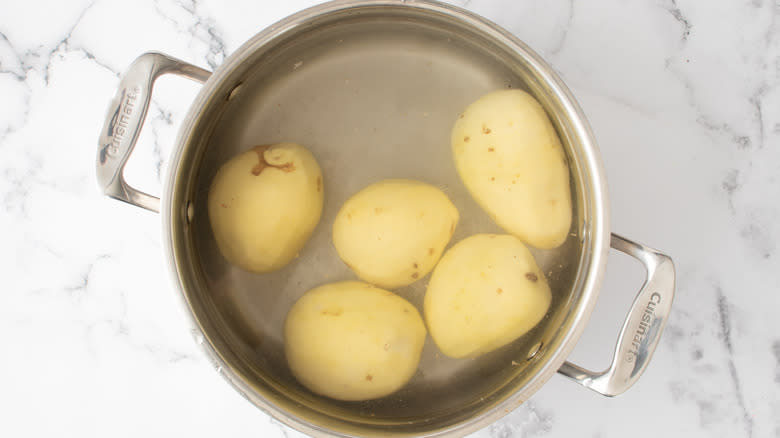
[186,201,195,224]
[526,341,542,360]
[227,82,243,101]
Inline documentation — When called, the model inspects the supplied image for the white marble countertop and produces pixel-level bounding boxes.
[1,0,778,437]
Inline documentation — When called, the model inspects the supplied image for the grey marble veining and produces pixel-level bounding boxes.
[1,1,778,437]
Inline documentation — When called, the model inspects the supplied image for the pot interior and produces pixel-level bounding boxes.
[168,2,602,436]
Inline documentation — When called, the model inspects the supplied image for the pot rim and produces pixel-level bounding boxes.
[162,1,610,436]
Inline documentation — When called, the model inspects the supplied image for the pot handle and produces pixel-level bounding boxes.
[557,233,675,396]
[96,52,211,213]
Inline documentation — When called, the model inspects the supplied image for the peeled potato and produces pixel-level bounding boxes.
[332,179,459,289]
[424,234,551,358]
[285,281,426,401]
[208,143,323,273]
[452,89,572,249]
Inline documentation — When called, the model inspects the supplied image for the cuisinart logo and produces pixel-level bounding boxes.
[626,292,661,362]
[99,86,141,164]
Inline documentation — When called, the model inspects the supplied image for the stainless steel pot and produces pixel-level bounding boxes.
[96,1,675,436]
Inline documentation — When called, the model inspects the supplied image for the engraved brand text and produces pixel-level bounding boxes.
[626,292,661,362]
[107,86,141,159]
